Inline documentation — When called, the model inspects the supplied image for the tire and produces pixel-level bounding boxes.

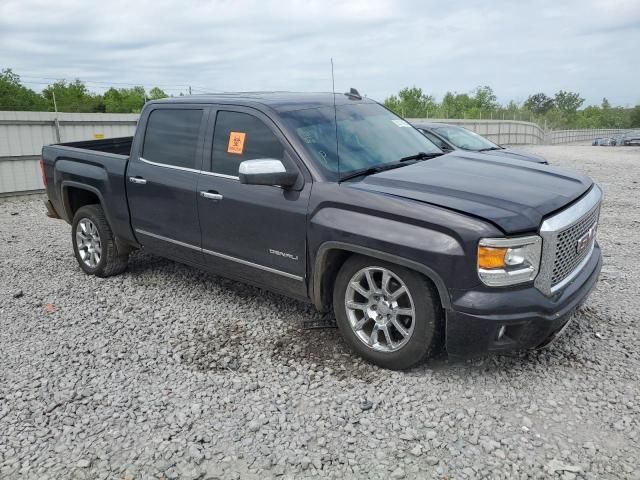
[333,255,442,370]
[71,204,128,277]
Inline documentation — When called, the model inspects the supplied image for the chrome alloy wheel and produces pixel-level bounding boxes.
[75,218,102,268]
[345,266,416,352]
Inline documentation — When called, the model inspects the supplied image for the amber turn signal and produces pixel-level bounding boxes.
[478,246,508,269]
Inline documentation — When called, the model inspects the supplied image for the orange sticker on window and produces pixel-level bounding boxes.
[227,131,246,155]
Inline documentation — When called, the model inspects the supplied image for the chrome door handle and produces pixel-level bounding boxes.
[200,191,223,201]
[129,177,147,185]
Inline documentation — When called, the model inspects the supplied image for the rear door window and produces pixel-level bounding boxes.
[142,109,204,169]
[211,111,284,177]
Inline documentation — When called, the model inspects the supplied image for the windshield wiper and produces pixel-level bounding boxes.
[399,151,444,162]
[339,162,409,182]
[340,152,444,182]
[477,146,503,152]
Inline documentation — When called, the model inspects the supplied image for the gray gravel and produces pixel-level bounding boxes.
[1,145,639,479]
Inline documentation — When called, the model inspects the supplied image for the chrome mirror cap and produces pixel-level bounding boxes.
[239,159,286,175]
[238,159,298,189]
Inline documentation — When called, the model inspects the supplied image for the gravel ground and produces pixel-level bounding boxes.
[1,145,639,479]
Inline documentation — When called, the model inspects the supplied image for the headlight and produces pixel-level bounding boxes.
[477,236,542,286]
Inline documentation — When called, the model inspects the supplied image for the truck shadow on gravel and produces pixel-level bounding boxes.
[275,306,607,379]
[128,254,604,378]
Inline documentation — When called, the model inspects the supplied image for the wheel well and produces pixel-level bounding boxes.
[314,247,448,312]
[316,249,352,311]
[64,187,100,219]
[62,185,136,256]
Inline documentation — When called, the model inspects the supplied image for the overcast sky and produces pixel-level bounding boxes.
[1,0,638,106]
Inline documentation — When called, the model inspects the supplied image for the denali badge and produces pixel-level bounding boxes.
[269,249,299,261]
[576,223,597,254]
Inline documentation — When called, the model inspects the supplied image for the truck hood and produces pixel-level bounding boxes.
[347,152,593,234]
[480,148,547,164]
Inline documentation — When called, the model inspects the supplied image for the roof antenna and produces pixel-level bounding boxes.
[331,58,340,180]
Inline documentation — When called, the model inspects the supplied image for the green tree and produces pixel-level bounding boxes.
[440,91,473,118]
[148,87,167,100]
[384,87,436,117]
[41,80,104,112]
[524,93,555,115]
[0,68,48,111]
[554,90,584,114]
[575,105,602,128]
[629,106,640,128]
[471,85,499,111]
[103,86,146,113]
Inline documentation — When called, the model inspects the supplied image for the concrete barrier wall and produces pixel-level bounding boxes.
[408,118,545,145]
[0,111,138,194]
[546,128,634,144]
[0,110,635,197]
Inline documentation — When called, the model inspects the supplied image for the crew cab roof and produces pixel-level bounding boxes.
[147,92,376,113]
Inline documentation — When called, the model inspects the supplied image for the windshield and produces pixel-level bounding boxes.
[433,125,499,151]
[281,103,441,179]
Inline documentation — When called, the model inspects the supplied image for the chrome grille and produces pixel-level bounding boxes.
[535,186,603,296]
[551,207,599,286]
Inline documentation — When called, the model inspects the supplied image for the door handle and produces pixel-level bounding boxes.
[200,191,223,201]
[129,176,147,185]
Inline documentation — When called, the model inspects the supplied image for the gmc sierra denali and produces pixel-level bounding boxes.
[41,92,602,370]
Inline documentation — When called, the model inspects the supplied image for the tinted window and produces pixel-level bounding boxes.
[433,126,498,151]
[212,111,284,176]
[142,109,203,169]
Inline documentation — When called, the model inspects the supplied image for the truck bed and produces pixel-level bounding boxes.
[41,138,136,247]
[58,136,133,156]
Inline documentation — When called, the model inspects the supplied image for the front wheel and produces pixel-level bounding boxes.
[333,255,442,370]
[72,204,128,277]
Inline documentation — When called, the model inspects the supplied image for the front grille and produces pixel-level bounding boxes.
[551,207,600,286]
[534,186,603,296]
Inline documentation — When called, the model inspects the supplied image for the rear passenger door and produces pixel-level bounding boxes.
[196,107,311,298]
[127,105,207,263]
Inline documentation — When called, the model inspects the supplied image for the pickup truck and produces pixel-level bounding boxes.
[42,92,603,370]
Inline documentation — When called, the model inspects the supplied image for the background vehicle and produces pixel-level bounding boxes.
[414,122,548,164]
[592,137,616,146]
[42,93,602,369]
[622,131,640,146]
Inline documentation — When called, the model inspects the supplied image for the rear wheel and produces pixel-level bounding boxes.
[333,255,442,370]
[72,204,128,277]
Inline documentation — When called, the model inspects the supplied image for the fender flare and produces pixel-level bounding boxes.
[60,180,133,254]
[312,241,451,311]
[60,180,112,226]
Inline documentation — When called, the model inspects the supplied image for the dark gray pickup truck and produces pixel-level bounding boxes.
[42,92,602,369]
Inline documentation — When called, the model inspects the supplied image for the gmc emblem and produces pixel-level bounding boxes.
[576,223,597,254]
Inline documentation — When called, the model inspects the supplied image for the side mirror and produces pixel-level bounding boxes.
[238,159,299,189]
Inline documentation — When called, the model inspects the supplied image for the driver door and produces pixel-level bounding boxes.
[196,107,311,298]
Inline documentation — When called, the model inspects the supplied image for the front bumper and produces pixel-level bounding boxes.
[445,243,602,358]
